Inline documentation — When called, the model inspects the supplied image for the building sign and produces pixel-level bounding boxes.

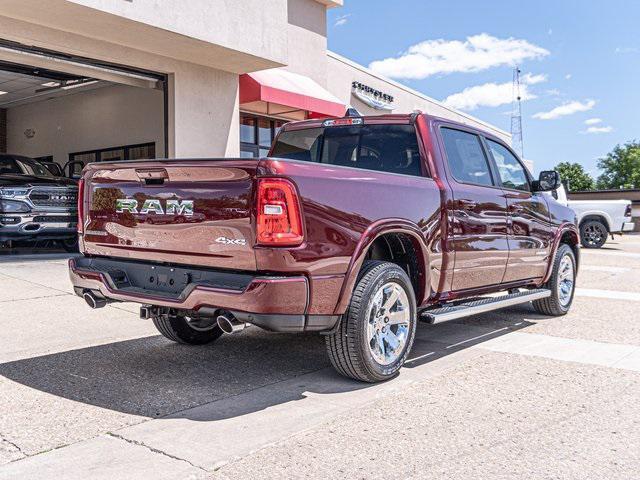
[351,81,394,111]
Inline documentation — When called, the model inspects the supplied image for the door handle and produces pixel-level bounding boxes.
[457,199,477,210]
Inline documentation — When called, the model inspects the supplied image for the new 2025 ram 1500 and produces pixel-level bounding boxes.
[69,113,580,382]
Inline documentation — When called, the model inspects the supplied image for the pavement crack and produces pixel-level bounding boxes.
[107,432,207,472]
[0,432,26,457]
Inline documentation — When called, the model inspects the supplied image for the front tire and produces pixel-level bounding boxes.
[326,261,417,383]
[532,244,576,316]
[580,220,608,248]
[153,313,223,345]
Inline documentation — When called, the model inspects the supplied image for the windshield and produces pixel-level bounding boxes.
[0,156,55,177]
[271,124,423,177]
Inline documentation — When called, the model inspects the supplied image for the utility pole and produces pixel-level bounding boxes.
[510,66,524,159]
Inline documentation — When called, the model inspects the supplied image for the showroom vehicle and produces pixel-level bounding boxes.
[0,154,78,251]
[69,113,580,382]
[553,183,633,248]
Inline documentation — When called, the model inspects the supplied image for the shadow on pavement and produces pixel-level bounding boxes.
[0,306,540,421]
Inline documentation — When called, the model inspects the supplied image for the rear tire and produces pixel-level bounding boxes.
[532,244,576,316]
[580,220,607,248]
[326,260,417,383]
[60,237,79,253]
[153,314,223,345]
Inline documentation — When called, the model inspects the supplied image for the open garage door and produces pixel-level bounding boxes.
[0,39,167,253]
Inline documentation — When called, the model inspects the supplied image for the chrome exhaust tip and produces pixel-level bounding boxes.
[83,290,107,309]
[216,313,248,334]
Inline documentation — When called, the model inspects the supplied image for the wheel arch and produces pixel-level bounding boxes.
[542,223,580,284]
[579,213,611,232]
[333,220,430,315]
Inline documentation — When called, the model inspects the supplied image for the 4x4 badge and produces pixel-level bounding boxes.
[215,236,246,246]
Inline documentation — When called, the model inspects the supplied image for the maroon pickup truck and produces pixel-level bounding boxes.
[69,113,579,382]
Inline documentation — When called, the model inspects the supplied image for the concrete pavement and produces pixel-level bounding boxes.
[1,237,639,479]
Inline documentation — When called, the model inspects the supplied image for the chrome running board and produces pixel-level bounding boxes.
[420,289,551,324]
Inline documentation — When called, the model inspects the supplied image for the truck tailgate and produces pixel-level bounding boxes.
[81,160,258,270]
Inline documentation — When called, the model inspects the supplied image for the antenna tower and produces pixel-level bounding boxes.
[510,66,524,158]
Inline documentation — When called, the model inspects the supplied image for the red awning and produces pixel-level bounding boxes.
[240,69,346,119]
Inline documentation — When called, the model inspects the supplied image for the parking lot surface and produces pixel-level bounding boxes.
[1,237,639,479]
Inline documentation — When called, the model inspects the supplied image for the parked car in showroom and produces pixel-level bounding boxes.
[0,154,79,251]
[554,183,633,248]
[70,113,580,382]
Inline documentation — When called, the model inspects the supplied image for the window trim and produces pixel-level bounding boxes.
[438,125,498,189]
[69,142,156,163]
[240,112,286,158]
[483,137,532,193]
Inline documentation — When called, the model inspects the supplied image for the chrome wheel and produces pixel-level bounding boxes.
[366,282,411,366]
[557,254,575,307]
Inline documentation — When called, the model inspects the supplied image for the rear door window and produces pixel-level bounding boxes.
[271,124,423,176]
[441,128,494,187]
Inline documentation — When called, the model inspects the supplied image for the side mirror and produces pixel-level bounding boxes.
[533,170,561,192]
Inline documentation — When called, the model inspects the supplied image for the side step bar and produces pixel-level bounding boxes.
[420,289,551,324]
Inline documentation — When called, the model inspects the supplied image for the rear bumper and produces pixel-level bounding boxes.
[69,256,340,332]
[622,221,635,232]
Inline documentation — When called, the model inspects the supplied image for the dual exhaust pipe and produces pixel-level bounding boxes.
[84,290,248,335]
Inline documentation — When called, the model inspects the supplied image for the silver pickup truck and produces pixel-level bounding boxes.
[0,154,78,251]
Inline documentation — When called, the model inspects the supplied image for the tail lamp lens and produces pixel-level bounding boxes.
[625,204,632,217]
[77,178,84,234]
[256,178,304,246]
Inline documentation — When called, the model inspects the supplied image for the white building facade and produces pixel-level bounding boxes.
[0,0,510,167]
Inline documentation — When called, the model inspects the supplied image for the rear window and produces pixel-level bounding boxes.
[271,124,423,176]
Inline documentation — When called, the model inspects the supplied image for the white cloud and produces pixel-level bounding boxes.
[442,72,546,111]
[521,73,547,84]
[582,126,613,134]
[368,33,549,80]
[565,74,572,80]
[615,46,638,54]
[584,118,602,125]
[334,14,351,27]
[532,99,596,120]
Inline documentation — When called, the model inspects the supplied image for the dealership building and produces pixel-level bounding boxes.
[0,0,510,172]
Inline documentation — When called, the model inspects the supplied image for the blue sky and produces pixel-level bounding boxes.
[327,0,640,175]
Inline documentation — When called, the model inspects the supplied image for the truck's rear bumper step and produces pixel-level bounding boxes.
[420,289,551,324]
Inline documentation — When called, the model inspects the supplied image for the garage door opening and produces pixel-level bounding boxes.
[0,42,167,254]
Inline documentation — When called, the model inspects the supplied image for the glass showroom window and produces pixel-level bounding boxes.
[240,114,285,158]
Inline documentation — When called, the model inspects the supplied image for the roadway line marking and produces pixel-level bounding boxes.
[582,250,640,259]
[445,327,510,349]
[478,332,640,372]
[576,288,640,302]
[581,265,632,273]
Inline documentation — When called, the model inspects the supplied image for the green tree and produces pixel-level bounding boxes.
[597,140,640,189]
[554,162,595,191]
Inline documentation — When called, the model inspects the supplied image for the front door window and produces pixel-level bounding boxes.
[486,140,529,191]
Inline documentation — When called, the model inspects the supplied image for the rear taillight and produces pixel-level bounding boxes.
[625,204,632,217]
[256,178,304,246]
[77,178,84,234]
